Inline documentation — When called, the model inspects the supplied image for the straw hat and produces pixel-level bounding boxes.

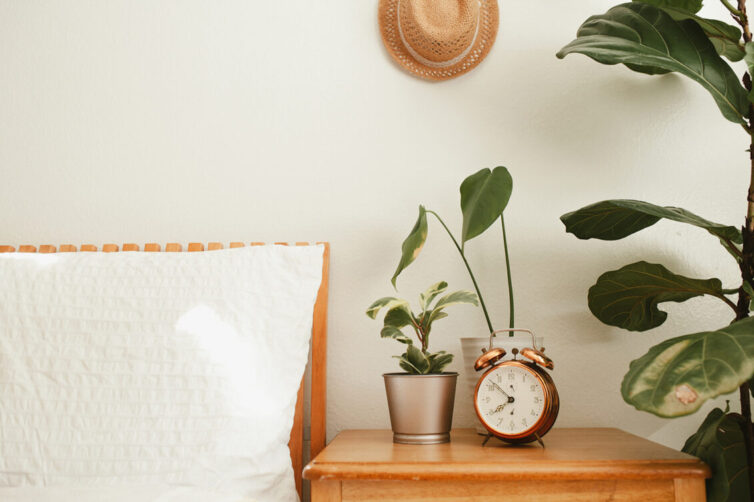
[378,0,499,81]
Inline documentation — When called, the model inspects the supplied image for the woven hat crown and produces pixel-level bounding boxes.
[398,0,479,64]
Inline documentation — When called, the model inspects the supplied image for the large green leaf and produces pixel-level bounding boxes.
[557,3,749,124]
[621,317,754,417]
[634,0,744,61]
[561,199,742,244]
[682,408,751,502]
[460,166,513,245]
[634,0,702,14]
[588,261,729,331]
[391,205,428,287]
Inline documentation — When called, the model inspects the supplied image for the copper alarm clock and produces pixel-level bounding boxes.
[473,329,559,445]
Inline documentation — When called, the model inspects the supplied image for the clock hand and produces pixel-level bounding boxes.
[489,404,507,414]
[491,382,515,403]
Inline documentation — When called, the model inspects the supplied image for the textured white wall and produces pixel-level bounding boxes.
[1,0,749,450]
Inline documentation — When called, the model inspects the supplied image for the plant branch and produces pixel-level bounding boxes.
[739,0,752,41]
[736,0,754,488]
[426,210,495,334]
[723,236,744,259]
[501,216,515,330]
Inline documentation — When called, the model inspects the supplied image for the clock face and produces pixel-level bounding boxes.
[475,362,547,437]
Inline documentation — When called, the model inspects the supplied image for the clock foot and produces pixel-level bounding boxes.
[482,433,493,446]
[535,433,545,448]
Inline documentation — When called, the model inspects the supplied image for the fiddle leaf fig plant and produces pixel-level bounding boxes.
[392,166,516,333]
[559,0,754,499]
[366,281,478,374]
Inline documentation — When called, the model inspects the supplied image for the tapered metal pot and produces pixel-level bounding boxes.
[383,372,458,445]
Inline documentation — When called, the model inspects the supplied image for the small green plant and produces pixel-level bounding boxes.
[366,281,478,374]
[392,167,516,334]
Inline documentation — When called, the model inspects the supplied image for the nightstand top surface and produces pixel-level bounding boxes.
[303,428,709,482]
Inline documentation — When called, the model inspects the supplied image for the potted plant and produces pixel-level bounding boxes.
[558,1,754,500]
[391,166,542,432]
[366,281,478,444]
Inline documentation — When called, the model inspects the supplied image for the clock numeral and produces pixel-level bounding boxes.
[534,397,541,404]
[508,372,515,381]
[530,409,537,416]
[484,396,491,403]
[522,374,527,382]
[509,420,515,431]
[496,373,501,383]
[530,384,536,392]
[486,383,494,392]
[521,418,527,427]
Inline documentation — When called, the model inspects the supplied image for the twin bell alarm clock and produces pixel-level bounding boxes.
[473,329,559,445]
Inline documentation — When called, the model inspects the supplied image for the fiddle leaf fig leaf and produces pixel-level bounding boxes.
[420,281,448,311]
[744,43,754,102]
[588,261,728,331]
[682,408,751,502]
[557,3,750,124]
[633,0,744,61]
[391,205,428,287]
[621,317,754,417]
[633,0,701,13]
[561,199,742,244]
[381,326,413,345]
[460,166,513,245]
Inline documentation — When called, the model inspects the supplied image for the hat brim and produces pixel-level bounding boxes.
[378,0,499,81]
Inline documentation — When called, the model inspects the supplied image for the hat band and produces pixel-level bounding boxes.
[397,0,481,69]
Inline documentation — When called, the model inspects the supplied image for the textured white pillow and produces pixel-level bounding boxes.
[0,244,324,502]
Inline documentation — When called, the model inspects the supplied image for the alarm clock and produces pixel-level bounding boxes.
[473,329,559,445]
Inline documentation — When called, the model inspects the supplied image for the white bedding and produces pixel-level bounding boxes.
[0,244,325,502]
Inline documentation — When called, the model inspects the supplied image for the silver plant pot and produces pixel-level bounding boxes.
[383,372,458,445]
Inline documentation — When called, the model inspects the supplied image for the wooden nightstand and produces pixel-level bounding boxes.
[303,428,710,502]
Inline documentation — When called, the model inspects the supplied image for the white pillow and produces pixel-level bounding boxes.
[0,244,324,502]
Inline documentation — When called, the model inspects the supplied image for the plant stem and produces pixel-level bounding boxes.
[722,0,743,16]
[426,210,495,334]
[501,216,515,331]
[736,1,754,493]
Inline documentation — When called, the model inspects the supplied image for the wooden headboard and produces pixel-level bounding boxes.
[0,240,329,500]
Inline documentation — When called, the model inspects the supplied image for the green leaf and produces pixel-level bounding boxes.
[557,3,749,124]
[633,0,702,14]
[561,199,742,244]
[381,326,413,345]
[744,42,754,102]
[433,290,479,310]
[383,304,415,329]
[420,281,448,311]
[391,206,428,287]
[460,166,513,245]
[588,261,728,332]
[404,345,431,374]
[633,0,744,62]
[682,408,751,502]
[366,297,406,319]
[428,351,454,373]
[621,317,754,417]
[395,355,422,374]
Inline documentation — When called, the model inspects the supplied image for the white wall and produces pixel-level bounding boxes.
[1,0,749,450]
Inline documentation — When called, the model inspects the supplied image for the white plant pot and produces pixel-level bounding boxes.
[460,333,544,435]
